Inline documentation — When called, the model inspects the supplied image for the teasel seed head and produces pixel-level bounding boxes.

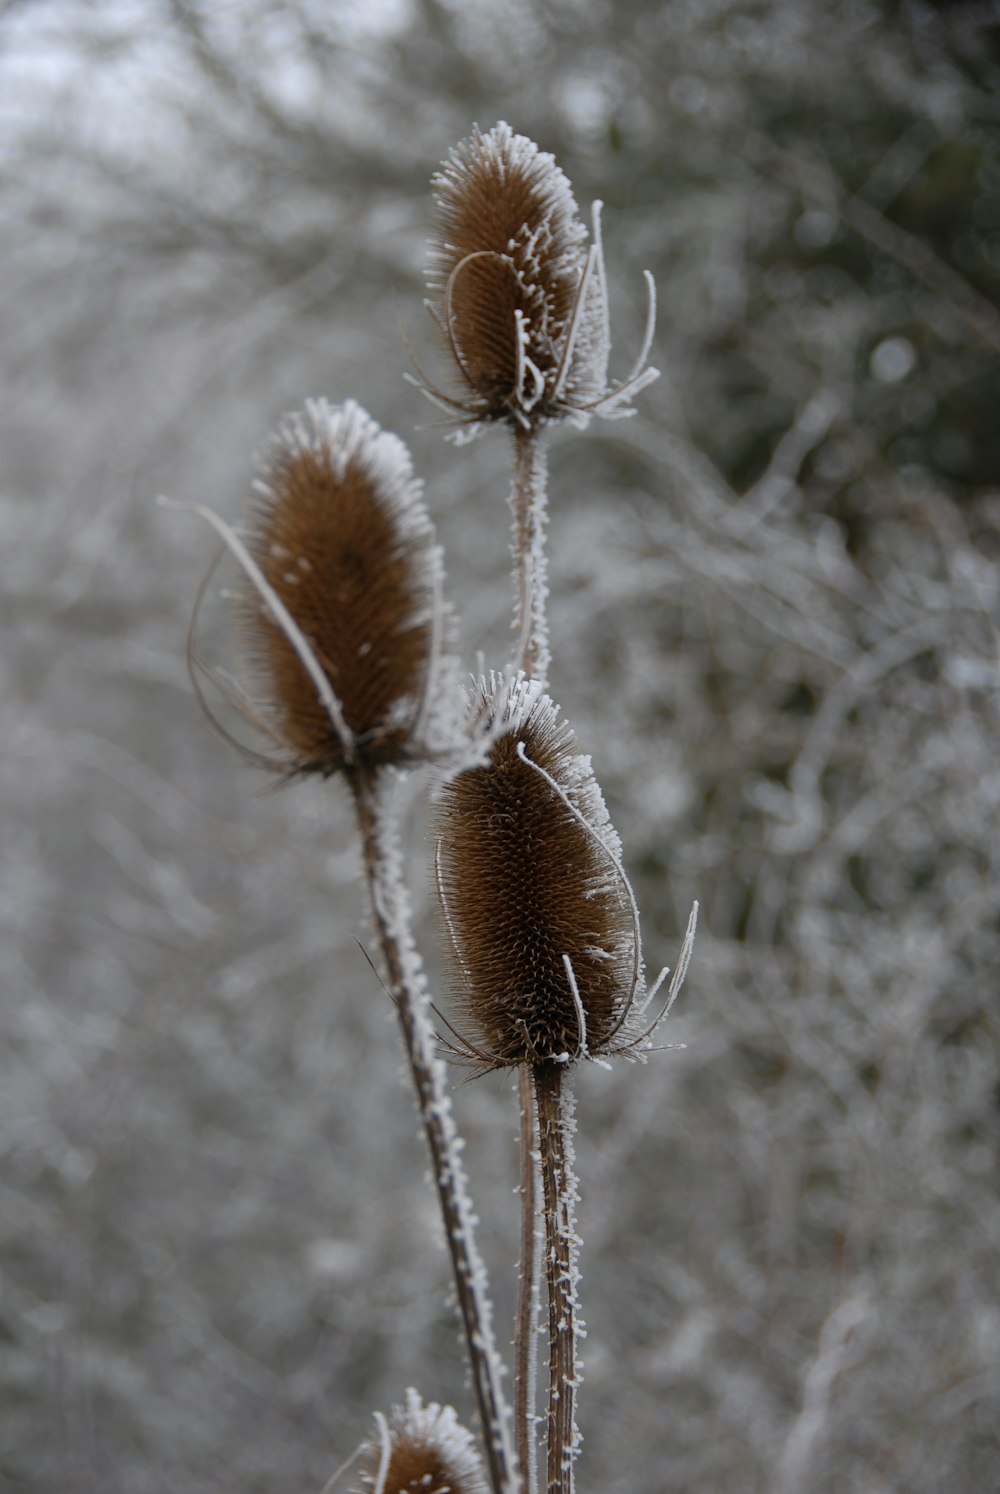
[356,1390,488,1494]
[435,673,642,1070]
[235,399,461,777]
[422,121,659,437]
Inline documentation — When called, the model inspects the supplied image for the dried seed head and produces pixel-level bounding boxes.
[423,122,658,436]
[240,399,460,776]
[435,674,639,1069]
[357,1390,488,1494]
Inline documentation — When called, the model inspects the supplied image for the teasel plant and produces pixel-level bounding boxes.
[424,123,693,1494]
[417,120,660,688]
[346,1390,489,1494]
[166,398,515,1494]
[171,123,695,1494]
[434,674,696,1494]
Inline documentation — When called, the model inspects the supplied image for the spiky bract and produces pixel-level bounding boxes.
[357,1390,488,1494]
[242,399,457,775]
[435,674,638,1069]
[428,122,610,431]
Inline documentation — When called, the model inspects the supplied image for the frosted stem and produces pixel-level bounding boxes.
[515,1064,541,1494]
[509,427,550,690]
[509,426,553,1493]
[428,408,553,1488]
[351,768,517,1494]
[532,1061,582,1494]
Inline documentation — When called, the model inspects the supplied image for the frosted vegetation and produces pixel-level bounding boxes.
[2,2,999,1491]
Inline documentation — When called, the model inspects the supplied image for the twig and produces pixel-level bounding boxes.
[509,427,551,690]
[509,421,552,1494]
[515,1065,541,1494]
[532,1062,582,1494]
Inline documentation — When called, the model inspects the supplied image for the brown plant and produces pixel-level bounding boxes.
[358,1391,488,1494]
[421,121,657,436]
[234,398,458,775]
[178,123,689,1494]
[435,674,642,1071]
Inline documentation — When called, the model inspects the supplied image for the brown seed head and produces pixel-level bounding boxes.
[240,400,458,776]
[357,1391,488,1494]
[435,675,639,1069]
[427,122,611,431]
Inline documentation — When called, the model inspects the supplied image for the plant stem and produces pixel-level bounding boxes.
[510,423,552,1494]
[351,766,516,1494]
[509,426,551,690]
[532,1061,582,1494]
[515,1064,541,1494]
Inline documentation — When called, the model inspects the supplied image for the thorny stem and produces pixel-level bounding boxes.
[532,1061,581,1494]
[351,767,517,1494]
[509,426,550,690]
[515,1065,541,1494]
[509,423,552,1494]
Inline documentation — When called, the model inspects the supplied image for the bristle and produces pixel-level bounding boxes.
[357,1391,488,1494]
[427,122,609,429]
[240,399,459,775]
[435,675,638,1068]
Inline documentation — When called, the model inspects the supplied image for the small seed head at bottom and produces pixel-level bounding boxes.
[356,1390,487,1494]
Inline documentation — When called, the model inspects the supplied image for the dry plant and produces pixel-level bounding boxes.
[176,122,695,1494]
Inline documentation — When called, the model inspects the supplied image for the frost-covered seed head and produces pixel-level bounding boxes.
[427,122,613,432]
[435,674,639,1069]
[241,399,460,775]
[356,1390,488,1494]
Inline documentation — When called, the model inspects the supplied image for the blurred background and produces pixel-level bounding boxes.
[2,2,999,1490]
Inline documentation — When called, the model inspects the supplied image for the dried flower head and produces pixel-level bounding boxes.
[211,399,460,777]
[435,674,649,1070]
[357,1390,488,1494]
[420,122,658,437]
